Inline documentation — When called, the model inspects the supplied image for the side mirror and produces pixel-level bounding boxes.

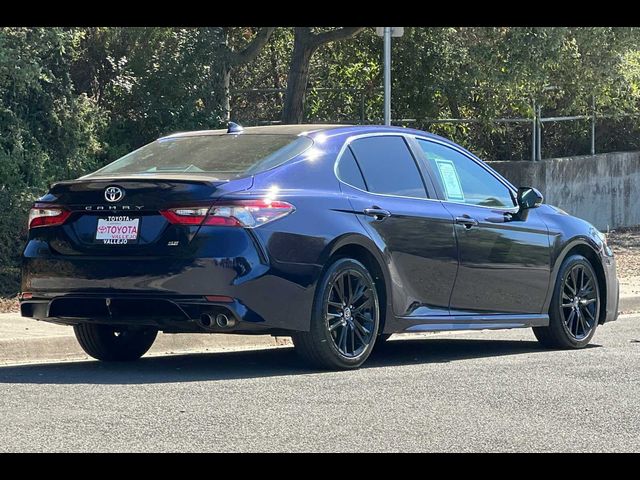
[517,186,544,210]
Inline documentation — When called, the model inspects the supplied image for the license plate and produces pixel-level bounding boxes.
[95,216,140,245]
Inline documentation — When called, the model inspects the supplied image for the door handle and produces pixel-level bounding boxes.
[455,216,479,229]
[363,208,391,221]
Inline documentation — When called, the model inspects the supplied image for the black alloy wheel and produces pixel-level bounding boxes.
[560,263,599,340]
[292,258,380,369]
[533,254,600,349]
[326,269,377,358]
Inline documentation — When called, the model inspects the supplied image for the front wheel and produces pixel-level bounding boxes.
[533,254,600,349]
[74,323,158,361]
[292,258,380,370]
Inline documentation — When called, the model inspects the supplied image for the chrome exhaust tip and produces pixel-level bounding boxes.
[215,313,233,328]
[199,313,214,328]
[198,312,235,330]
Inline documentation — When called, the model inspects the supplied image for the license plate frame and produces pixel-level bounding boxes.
[94,216,141,245]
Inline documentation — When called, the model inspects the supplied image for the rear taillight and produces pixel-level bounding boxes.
[28,204,71,229]
[160,200,295,228]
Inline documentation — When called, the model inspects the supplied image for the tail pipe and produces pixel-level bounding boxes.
[198,312,236,330]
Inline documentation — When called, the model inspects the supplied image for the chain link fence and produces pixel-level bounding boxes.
[230,88,640,161]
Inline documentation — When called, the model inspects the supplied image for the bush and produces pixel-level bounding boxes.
[0,28,107,295]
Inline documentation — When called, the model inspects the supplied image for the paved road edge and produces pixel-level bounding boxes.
[1,295,638,365]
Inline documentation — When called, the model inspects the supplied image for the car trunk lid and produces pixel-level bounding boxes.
[36,175,253,255]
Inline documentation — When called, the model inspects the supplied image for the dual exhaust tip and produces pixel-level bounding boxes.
[199,312,235,330]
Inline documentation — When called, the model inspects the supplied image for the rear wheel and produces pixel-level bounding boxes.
[533,254,600,349]
[292,258,380,370]
[74,324,158,361]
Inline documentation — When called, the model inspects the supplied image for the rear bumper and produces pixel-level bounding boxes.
[19,293,278,333]
[21,227,321,332]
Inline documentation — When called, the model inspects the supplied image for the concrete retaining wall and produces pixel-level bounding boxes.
[487,151,640,230]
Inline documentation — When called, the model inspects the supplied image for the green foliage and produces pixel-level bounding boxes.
[231,28,294,123]
[0,28,106,294]
[75,27,231,158]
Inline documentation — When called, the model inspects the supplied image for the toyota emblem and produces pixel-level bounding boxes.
[104,186,124,202]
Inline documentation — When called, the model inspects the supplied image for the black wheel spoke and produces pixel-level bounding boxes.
[351,283,367,305]
[583,305,596,321]
[350,326,355,354]
[565,282,576,296]
[575,310,583,336]
[570,268,578,292]
[353,326,366,345]
[336,276,347,305]
[566,309,576,333]
[580,311,589,335]
[353,297,372,313]
[338,326,347,351]
[329,320,342,332]
[353,319,371,336]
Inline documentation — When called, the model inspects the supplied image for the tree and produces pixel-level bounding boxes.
[215,27,276,121]
[282,27,364,124]
[70,27,276,158]
[0,28,106,294]
[230,28,295,124]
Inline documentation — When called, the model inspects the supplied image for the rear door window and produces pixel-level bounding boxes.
[348,136,428,199]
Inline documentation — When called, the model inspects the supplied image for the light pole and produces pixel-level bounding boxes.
[376,27,404,126]
[383,27,391,126]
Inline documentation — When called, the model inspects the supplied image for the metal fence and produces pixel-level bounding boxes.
[230,88,640,161]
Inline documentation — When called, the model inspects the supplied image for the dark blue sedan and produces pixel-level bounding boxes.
[20,124,619,369]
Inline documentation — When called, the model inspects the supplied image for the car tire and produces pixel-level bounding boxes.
[292,258,380,370]
[74,323,158,361]
[533,254,600,349]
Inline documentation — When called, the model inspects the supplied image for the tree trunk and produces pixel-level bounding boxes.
[221,66,231,122]
[269,41,283,109]
[212,27,275,124]
[445,87,464,137]
[282,37,315,124]
[281,27,364,124]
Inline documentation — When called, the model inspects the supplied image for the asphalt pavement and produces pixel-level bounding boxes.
[0,314,638,452]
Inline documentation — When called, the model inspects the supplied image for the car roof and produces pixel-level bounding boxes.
[162,124,459,148]
[163,124,347,138]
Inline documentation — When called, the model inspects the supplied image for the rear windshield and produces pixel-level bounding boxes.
[87,134,313,179]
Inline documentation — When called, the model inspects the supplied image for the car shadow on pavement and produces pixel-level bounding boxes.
[0,337,601,385]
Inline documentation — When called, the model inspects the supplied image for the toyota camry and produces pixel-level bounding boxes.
[20,124,619,369]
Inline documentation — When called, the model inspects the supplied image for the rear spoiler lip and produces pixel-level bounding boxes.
[51,175,234,188]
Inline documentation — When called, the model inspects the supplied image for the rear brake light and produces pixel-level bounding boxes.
[28,204,71,229]
[160,207,210,225]
[160,200,294,228]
